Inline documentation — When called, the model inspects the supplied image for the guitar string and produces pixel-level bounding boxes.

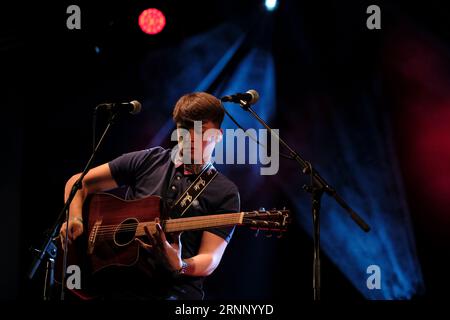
[93,217,241,232]
[96,221,243,239]
[94,223,282,239]
[87,213,285,233]
[92,216,281,233]
[93,217,275,235]
[94,218,245,236]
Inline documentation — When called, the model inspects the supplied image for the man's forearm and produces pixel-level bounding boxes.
[64,174,87,219]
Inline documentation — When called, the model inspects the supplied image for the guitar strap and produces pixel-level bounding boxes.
[170,162,218,217]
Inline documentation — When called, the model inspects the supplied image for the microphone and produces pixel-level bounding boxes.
[96,100,142,115]
[221,89,260,105]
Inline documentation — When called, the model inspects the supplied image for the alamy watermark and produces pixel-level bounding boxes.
[66,5,81,30]
[366,5,381,30]
[170,121,280,176]
[366,264,381,290]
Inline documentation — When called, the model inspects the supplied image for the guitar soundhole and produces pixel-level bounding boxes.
[114,218,139,247]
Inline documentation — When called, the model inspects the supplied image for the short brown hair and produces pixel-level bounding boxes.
[173,92,224,128]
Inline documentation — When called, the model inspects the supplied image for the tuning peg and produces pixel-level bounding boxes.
[254,229,260,237]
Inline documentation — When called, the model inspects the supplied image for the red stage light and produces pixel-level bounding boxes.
[138,8,166,35]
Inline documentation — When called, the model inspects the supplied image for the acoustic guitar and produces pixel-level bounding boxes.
[55,193,290,298]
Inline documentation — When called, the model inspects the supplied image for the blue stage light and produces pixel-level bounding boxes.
[265,0,278,11]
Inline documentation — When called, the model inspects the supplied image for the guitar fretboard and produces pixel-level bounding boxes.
[135,212,244,235]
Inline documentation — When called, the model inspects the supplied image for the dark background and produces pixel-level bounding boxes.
[1,0,450,301]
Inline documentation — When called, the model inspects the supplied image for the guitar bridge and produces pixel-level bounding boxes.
[87,219,102,255]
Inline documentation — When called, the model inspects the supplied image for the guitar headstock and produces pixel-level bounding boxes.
[242,208,291,237]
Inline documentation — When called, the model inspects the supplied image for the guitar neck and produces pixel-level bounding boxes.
[135,212,245,235]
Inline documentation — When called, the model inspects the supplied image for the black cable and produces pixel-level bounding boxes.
[93,107,98,153]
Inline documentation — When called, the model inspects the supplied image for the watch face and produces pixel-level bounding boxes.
[181,261,188,274]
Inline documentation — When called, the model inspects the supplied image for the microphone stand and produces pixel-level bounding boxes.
[28,108,120,300]
[234,100,371,301]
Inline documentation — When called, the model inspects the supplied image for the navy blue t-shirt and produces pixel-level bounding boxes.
[103,146,240,299]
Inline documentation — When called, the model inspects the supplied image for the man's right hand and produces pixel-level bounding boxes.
[60,163,118,249]
[59,219,84,248]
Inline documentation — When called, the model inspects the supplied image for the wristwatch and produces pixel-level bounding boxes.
[70,217,84,224]
[176,260,188,275]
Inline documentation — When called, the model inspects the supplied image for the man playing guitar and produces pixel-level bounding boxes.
[59,92,240,300]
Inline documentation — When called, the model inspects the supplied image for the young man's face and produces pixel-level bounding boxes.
[176,120,222,164]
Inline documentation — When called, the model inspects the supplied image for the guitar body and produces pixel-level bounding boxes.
[86,193,161,273]
[55,193,162,299]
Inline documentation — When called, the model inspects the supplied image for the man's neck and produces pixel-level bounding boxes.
[174,150,211,175]
[184,155,212,174]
